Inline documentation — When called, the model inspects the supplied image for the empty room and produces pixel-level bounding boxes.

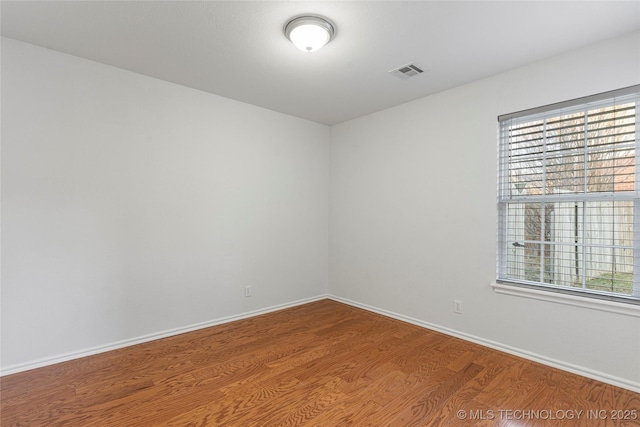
[1,1,639,425]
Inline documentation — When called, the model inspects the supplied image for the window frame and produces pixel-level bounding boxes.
[496,85,640,306]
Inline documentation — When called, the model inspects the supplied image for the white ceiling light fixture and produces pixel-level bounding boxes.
[284,15,335,53]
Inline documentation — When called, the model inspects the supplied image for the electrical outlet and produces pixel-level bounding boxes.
[245,286,252,297]
[454,300,462,314]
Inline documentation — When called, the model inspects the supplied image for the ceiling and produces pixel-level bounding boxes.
[2,1,639,125]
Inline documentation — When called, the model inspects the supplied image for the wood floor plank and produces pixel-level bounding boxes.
[2,299,638,426]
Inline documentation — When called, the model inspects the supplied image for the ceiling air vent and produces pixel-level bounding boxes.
[389,63,424,80]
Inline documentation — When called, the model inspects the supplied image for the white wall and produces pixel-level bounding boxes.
[330,31,640,389]
[1,38,330,369]
[3,30,640,390]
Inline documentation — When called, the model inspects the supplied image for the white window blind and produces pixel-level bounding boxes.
[497,85,640,304]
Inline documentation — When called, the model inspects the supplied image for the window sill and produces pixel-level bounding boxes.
[491,282,640,318]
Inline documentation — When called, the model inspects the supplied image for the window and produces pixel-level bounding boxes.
[497,85,640,304]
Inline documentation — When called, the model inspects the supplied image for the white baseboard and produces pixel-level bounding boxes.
[328,295,640,394]
[4,293,639,394]
[0,294,329,377]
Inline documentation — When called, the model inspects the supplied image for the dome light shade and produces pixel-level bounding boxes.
[285,16,335,53]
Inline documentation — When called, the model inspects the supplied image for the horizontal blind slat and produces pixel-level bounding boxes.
[497,87,639,301]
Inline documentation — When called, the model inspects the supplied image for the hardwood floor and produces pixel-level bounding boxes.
[1,299,639,426]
